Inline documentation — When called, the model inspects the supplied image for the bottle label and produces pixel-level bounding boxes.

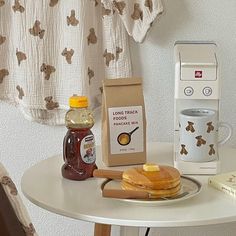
[80,134,96,164]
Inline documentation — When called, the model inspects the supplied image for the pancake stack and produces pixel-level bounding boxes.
[121,164,181,199]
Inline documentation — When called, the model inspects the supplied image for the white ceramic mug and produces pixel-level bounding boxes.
[178,108,232,162]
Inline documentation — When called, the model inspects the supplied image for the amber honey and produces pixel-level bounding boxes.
[62,95,97,181]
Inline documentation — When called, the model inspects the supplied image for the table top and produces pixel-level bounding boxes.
[21,142,236,227]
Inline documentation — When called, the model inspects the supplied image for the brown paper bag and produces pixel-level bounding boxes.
[102,78,146,166]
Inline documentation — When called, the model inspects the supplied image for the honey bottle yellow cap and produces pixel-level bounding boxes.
[69,95,88,108]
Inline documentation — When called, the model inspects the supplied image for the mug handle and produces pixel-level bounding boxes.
[218,122,233,145]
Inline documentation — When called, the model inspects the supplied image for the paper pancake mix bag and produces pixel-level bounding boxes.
[102,78,146,166]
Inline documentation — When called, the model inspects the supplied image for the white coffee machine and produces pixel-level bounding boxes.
[174,41,220,175]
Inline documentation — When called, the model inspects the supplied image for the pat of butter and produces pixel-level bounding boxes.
[143,163,160,172]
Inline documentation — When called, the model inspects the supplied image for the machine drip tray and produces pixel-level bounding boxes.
[174,159,220,175]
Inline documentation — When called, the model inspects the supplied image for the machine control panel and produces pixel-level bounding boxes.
[182,86,214,97]
[175,42,219,100]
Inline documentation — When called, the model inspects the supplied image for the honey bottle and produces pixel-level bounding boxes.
[62,95,97,180]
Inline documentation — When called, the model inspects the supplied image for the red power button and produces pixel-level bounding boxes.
[195,71,202,78]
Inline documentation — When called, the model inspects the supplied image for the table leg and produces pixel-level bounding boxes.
[120,226,139,236]
[94,223,111,236]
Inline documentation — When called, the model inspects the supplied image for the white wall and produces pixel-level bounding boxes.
[131,0,236,146]
[1,0,236,235]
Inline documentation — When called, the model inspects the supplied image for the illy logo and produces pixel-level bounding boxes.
[195,71,202,78]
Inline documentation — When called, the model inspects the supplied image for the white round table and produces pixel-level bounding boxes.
[21,142,236,236]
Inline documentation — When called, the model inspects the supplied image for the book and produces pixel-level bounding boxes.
[208,171,236,197]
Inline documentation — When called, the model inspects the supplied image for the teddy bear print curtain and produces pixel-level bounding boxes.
[0,0,163,125]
